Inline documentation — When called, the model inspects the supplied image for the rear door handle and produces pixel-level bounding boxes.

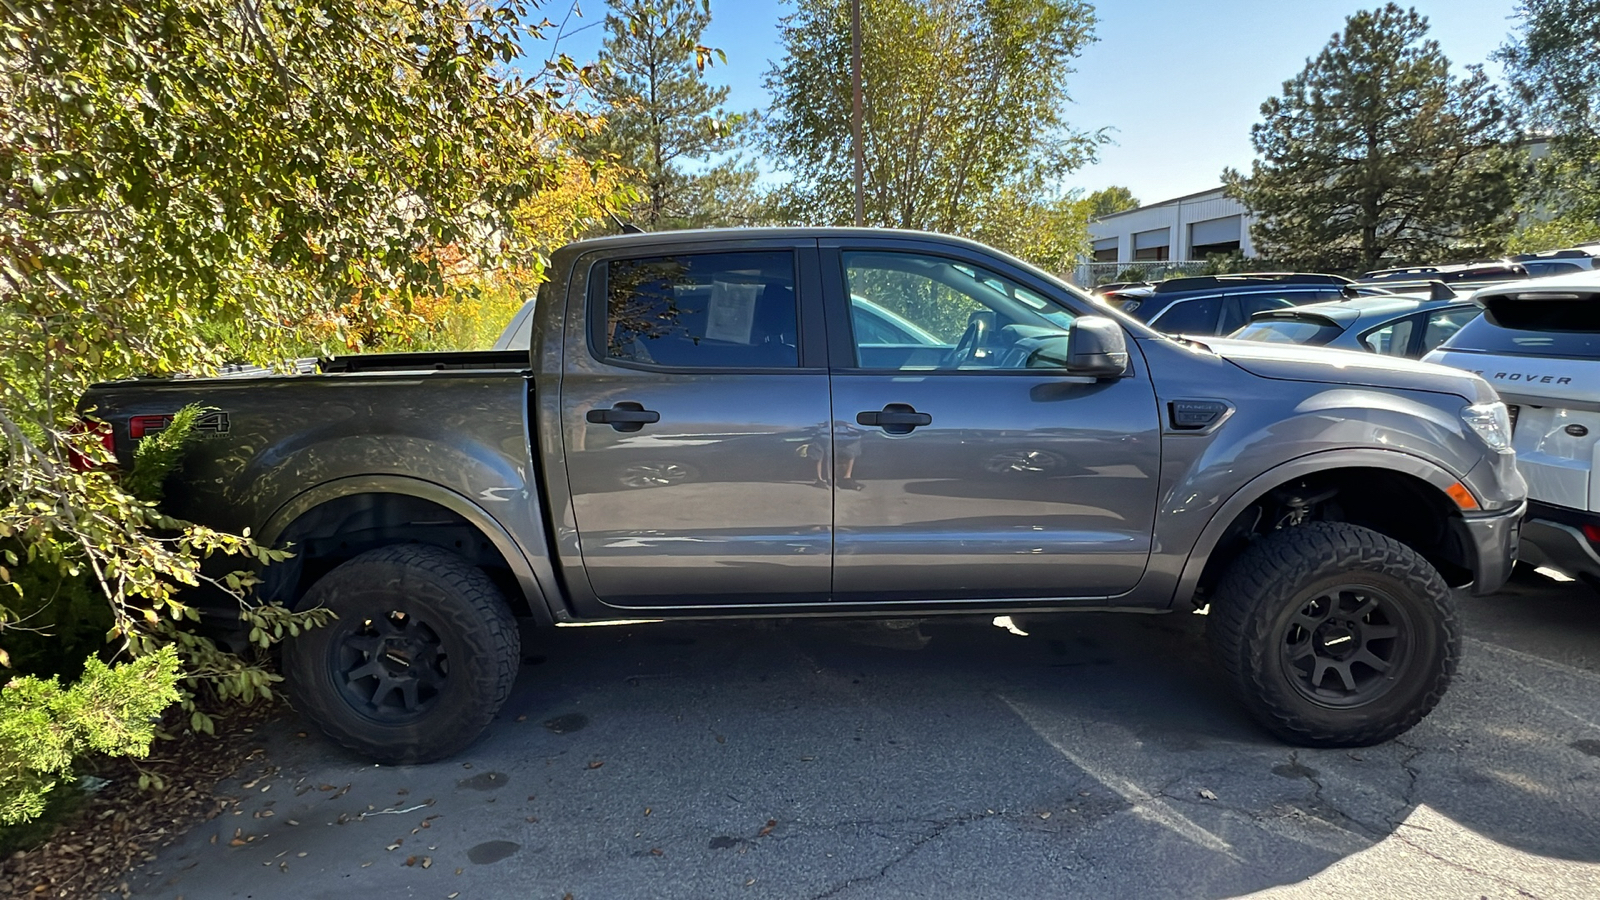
[857,403,931,435]
[586,401,660,432]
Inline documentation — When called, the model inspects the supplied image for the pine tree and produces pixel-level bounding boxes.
[1225,4,1519,273]
[585,0,759,228]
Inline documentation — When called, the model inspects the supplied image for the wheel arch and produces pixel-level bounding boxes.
[260,475,555,625]
[1176,449,1477,608]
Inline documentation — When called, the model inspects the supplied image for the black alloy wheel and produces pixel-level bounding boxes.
[1277,584,1413,708]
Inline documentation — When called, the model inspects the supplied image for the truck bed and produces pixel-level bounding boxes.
[318,350,530,374]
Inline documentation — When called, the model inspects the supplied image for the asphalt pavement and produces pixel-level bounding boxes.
[122,571,1600,900]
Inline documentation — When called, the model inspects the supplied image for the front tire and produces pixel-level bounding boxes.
[1207,521,1458,746]
[283,544,520,764]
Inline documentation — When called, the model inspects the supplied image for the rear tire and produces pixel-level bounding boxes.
[1207,521,1458,746]
[283,544,520,764]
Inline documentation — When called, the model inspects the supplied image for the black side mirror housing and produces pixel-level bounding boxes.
[1026,316,1130,378]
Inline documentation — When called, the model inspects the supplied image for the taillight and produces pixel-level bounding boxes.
[68,420,116,471]
[1582,523,1600,546]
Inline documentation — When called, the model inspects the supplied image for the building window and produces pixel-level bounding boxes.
[1189,216,1242,260]
[1132,228,1169,262]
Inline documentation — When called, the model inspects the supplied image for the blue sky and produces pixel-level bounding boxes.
[524,0,1523,205]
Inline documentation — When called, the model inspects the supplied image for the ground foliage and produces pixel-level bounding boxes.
[0,695,284,898]
[762,0,1104,270]
[1225,4,1520,273]
[0,0,623,826]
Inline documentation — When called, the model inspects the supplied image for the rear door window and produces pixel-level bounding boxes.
[1221,294,1300,334]
[1420,307,1480,355]
[600,251,801,369]
[1150,295,1222,334]
[1361,315,1419,356]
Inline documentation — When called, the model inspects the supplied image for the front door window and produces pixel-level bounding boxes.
[842,252,1075,371]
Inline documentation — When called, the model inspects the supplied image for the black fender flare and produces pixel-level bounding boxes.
[1171,448,1471,606]
[261,474,558,626]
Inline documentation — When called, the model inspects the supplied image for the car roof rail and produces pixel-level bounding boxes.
[1151,272,1348,293]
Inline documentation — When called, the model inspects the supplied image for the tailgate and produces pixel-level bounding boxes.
[1428,350,1600,512]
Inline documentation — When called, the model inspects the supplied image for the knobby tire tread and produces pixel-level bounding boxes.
[1207,521,1459,747]
[286,544,520,764]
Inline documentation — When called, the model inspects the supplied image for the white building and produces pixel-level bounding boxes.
[1080,187,1257,284]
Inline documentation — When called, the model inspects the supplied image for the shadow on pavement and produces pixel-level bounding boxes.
[127,580,1600,900]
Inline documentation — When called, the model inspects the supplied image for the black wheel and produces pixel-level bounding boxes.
[1207,521,1458,747]
[283,544,520,764]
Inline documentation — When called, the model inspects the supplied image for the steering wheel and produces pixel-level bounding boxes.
[945,310,995,368]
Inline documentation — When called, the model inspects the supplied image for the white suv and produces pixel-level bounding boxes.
[1425,270,1600,587]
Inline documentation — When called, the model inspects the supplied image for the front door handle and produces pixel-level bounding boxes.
[857,403,932,435]
[586,401,660,432]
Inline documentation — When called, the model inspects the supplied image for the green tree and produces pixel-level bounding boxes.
[1225,4,1519,272]
[1497,0,1600,249]
[1086,186,1139,218]
[584,0,760,228]
[0,0,619,823]
[762,0,1103,263]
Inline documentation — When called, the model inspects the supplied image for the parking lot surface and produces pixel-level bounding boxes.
[125,573,1600,900]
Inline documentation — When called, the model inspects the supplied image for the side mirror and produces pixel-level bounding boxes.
[1027,316,1129,378]
[1067,316,1130,377]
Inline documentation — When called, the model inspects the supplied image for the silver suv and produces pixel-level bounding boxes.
[1426,270,1600,588]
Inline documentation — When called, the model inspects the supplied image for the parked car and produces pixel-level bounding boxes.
[1228,287,1482,359]
[1356,261,1529,290]
[1092,280,1153,295]
[1109,273,1353,336]
[81,227,1524,762]
[1510,249,1597,278]
[1425,269,1600,588]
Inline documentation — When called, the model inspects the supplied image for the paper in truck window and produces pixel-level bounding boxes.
[703,280,762,344]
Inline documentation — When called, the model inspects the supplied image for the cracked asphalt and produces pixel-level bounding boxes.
[124,572,1600,900]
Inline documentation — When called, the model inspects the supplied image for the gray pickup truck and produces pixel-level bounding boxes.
[82,228,1526,763]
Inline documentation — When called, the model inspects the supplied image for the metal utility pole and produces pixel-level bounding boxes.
[851,0,864,227]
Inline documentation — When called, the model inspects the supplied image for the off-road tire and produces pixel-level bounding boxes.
[1207,521,1458,747]
[283,544,520,764]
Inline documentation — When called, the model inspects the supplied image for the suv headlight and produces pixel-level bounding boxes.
[1462,402,1513,453]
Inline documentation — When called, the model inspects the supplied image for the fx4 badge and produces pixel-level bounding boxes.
[129,411,231,439]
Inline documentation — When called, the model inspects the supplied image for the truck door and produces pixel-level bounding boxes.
[821,241,1162,601]
[559,241,833,607]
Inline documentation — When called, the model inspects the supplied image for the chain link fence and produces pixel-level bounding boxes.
[1069,260,1214,288]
